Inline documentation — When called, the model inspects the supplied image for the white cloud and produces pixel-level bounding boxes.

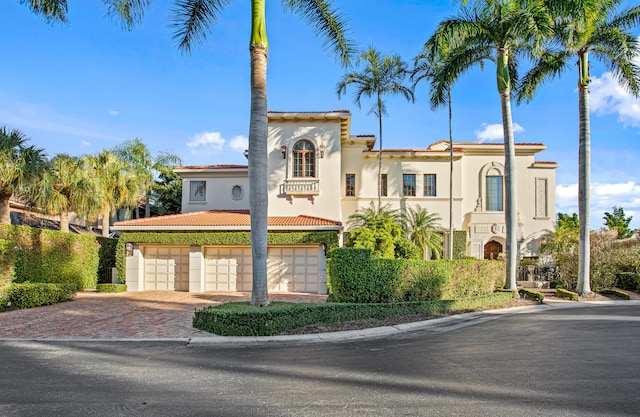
[187,131,226,152]
[81,141,90,147]
[475,122,524,142]
[590,72,640,127]
[229,135,248,151]
[555,181,640,229]
[108,109,120,116]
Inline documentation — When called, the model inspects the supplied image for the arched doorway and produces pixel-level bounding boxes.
[484,240,502,260]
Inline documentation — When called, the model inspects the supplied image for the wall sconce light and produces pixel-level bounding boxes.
[281,145,287,159]
[125,242,134,257]
[319,143,326,158]
[243,149,249,159]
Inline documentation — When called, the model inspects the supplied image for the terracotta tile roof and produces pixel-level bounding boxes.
[174,164,248,170]
[112,210,342,231]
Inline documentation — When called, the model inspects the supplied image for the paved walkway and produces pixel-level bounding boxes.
[0,291,327,340]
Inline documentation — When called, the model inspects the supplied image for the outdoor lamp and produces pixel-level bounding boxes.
[281,145,287,159]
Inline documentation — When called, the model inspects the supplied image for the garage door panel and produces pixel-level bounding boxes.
[144,246,189,292]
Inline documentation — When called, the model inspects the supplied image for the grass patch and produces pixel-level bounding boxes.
[193,292,516,336]
[96,284,127,293]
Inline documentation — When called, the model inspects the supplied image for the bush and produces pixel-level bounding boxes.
[193,292,516,336]
[616,272,640,291]
[556,288,579,301]
[518,288,545,303]
[96,283,127,293]
[328,248,505,303]
[6,282,77,309]
[597,288,630,300]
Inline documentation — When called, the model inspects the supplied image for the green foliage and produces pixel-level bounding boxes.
[596,288,630,300]
[328,247,505,303]
[96,283,128,293]
[398,205,443,259]
[518,288,545,303]
[0,238,12,298]
[452,230,467,259]
[97,237,118,276]
[193,292,515,336]
[604,206,634,239]
[0,224,101,293]
[116,231,339,282]
[6,282,76,309]
[556,288,579,301]
[616,272,640,291]
[557,213,579,231]
[151,165,182,215]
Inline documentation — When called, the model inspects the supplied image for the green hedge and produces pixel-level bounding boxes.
[96,283,128,293]
[596,288,631,300]
[116,231,339,283]
[328,248,504,303]
[556,288,579,301]
[5,282,77,309]
[0,225,102,296]
[193,292,516,336]
[616,272,640,292]
[518,288,545,303]
[452,230,467,259]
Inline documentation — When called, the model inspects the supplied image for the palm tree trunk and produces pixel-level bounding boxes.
[0,195,11,224]
[59,211,70,233]
[101,206,111,238]
[501,90,518,290]
[577,52,592,295]
[377,102,383,208]
[248,0,269,306]
[448,88,454,260]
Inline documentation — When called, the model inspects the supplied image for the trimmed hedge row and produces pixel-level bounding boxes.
[328,248,505,303]
[193,291,516,336]
[96,283,128,293]
[556,288,579,301]
[518,288,545,303]
[5,282,77,309]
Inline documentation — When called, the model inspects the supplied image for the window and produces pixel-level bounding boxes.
[345,174,355,197]
[486,175,503,211]
[403,174,416,197]
[380,174,388,197]
[292,140,316,177]
[189,181,206,202]
[424,174,436,197]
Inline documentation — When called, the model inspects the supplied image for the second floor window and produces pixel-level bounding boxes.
[486,175,504,211]
[380,174,388,197]
[346,174,355,196]
[403,174,416,197]
[190,181,206,202]
[293,140,316,177]
[424,174,436,197]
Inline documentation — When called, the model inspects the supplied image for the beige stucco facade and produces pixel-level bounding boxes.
[176,110,557,260]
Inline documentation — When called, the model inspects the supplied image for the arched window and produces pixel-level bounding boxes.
[478,162,505,212]
[292,140,316,177]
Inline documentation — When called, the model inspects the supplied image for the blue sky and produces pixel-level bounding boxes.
[1,0,639,229]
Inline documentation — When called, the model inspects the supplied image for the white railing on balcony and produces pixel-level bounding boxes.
[283,179,320,196]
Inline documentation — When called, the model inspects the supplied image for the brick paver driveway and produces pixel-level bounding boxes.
[0,291,327,339]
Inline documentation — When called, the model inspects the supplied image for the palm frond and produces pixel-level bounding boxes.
[104,0,152,30]
[170,0,233,54]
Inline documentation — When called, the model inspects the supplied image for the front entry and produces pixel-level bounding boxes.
[484,240,502,260]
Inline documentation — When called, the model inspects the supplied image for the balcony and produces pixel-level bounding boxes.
[282,179,320,196]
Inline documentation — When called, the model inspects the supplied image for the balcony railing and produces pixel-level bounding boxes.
[282,179,320,196]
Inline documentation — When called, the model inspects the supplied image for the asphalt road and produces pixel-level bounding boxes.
[1,304,639,417]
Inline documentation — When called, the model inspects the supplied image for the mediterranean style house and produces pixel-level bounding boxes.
[113,110,557,293]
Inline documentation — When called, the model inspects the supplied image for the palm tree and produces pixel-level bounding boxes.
[399,205,444,260]
[516,0,640,295]
[0,126,47,224]
[113,138,182,218]
[171,0,353,306]
[20,1,147,28]
[337,47,414,207]
[413,45,455,260]
[424,0,552,290]
[348,202,400,231]
[88,150,141,237]
[30,154,102,232]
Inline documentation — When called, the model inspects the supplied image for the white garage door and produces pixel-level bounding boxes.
[203,245,321,293]
[143,246,190,291]
[204,247,253,292]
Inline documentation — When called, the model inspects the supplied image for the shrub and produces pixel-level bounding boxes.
[597,288,630,300]
[556,288,579,301]
[616,272,640,291]
[518,288,545,303]
[6,282,77,309]
[96,283,127,293]
[193,292,516,336]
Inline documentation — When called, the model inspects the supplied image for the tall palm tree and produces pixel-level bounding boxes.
[30,154,102,232]
[0,126,47,224]
[424,0,552,290]
[171,0,353,306]
[19,1,148,28]
[113,138,182,218]
[347,202,400,231]
[516,0,640,295]
[88,150,141,237]
[413,45,455,260]
[337,47,415,207]
[399,205,444,260]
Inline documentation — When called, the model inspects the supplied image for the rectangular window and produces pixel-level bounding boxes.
[380,174,388,197]
[486,176,503,211]
[423,174,436,197]
[189,180,206,202]
[403,174,416,197]
[346,174,355,197]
